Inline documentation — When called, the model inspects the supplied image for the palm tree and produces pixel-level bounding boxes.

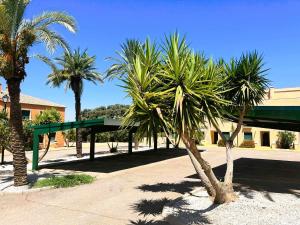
[0,0,76,186]
[46,49,102,158]
[107,33,269,204]
[211,52,269,198]
[107,34,228,202]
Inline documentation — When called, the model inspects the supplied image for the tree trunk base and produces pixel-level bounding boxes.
[14,173,28,186]
[214,184,238,204]
[76,153,83,158]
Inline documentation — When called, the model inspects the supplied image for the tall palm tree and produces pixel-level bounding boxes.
[0,0,76,186]
[46,49,102,158]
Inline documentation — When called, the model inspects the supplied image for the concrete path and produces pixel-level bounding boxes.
[0,148,300,225]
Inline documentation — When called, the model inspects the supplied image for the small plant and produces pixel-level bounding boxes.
[277,131,296,149]
[107,142,118,153]
[240,140,255,148]
[34,174,95,188]
[194,130,205,145]
[63,129,76,147]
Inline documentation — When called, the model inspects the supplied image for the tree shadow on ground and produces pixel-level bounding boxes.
[40,148,187,173]
[137,180,201,194]
[187,158,300,199]
[134,180,215,225]
[132,198,173,216]
[128,219,170,225]
[131,196,214,225]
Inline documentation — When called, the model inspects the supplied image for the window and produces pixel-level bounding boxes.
[222,132,230,140]
[21,110,30,120]
[244,132,253,140]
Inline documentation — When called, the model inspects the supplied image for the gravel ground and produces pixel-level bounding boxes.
[163,188,300,225]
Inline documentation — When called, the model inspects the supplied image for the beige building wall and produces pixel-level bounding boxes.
[203,87,300,149]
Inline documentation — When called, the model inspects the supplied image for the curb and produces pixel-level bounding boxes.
[0,186,54,196]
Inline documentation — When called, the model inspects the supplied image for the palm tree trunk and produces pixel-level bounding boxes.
[187,150,216,197]
[75,91,83,158]
[224,141,234,189]
[181,131,236,204]
[7,78,28,186]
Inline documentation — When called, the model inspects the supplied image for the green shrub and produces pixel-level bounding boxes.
[23,120,34,151]
[277,131,296,149]
[240,140,255,148]
[194,131,204,145]
[34,174,95,188]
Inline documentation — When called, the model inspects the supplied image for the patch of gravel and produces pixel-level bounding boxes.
[163,188,300,225]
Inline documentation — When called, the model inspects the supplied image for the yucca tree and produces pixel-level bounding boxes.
[212,52,269,196]
[158,34,237,203]
[107,33,239,203]
[107,38,161,142]
[0,0,76,186]
[45,49,102,158]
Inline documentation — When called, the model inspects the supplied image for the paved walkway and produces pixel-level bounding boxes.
[0,148,300,225]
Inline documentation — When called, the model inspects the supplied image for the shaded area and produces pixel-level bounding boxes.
[137,181,201,194]
[132,198,172,216]
[135,181,214,225]
[128,219,169,225]
[40,148,187,173]
[187,158,300,198]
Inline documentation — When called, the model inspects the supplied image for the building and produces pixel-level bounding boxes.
[0,83,66,148]
[203,87,300,149]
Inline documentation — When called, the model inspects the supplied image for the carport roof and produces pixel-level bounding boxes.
[31,117,138,135]
[229,106,300,132]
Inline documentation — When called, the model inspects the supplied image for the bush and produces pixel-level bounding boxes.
[194,131,204,145]
[34,174,95,188]
[23,120,34,151]
[277,131,296,149]
[240,140,255,148]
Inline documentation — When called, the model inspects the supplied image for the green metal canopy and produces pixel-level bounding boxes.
[230,106,300,132]
[31,106,300,171]
[31,118,141,170]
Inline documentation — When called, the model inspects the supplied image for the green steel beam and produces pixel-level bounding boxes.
[32,132,40,170]
[31,118,105,135]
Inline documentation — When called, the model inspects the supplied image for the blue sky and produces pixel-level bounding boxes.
[1,0,300,121]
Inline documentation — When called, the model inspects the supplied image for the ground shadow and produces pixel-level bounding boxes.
[132,198,173,216]
[40,148,187,173]
[134,180,215,225]
[137,180,201,194]
[127,219,169,225]
[187,158,300,198]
